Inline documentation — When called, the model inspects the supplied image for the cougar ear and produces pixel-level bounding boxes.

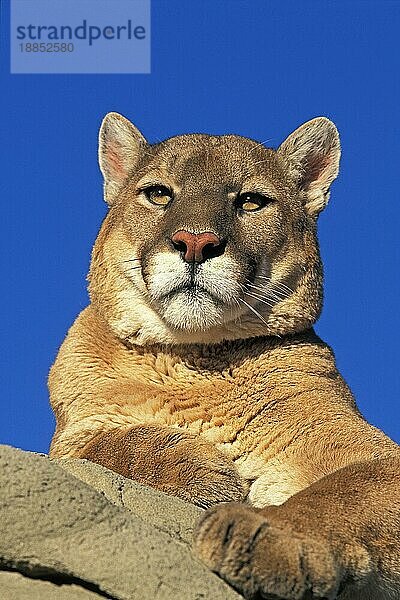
[278,117,341,217]
[98,112,148,205]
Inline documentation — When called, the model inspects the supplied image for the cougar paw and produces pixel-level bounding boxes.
[193,503,342,600]
[127,428,248,509]
[162,439,248,508]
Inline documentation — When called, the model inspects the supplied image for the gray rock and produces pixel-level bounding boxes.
[56,457,200,545]
[0,445,242,599]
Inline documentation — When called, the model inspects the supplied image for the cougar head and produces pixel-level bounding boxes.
[88,113,340,345]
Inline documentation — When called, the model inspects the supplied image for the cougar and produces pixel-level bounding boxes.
[49,113,400,599]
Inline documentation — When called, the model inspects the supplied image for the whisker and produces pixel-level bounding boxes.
[245,277,289,297]
[244,291,275,309]
[254,276,294,294]
[269,284,293,298]
[268,290,288,302]
[238,297,268,325]
[270,281,293,293]
[256,288,287,303]
[255,274,292,289]
[245,281,288,300]
[123,259,140,263]
[269,282,294,298]
[254,288,286,303]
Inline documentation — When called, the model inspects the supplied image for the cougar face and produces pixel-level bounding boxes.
[89,114,340,345]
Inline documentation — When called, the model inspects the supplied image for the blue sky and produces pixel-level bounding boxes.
[1,0,399,452]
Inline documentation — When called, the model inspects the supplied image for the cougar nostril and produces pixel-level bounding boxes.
[171,230,225,263]
[172,238,187,254]
[201,239,226,261]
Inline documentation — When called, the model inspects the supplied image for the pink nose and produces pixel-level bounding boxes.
[171,230,224,263]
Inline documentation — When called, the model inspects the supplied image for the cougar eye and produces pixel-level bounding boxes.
[236,192,274,212]
[142,185,173,206]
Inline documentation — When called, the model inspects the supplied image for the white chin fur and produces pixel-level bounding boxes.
[146,251,242,331]
[160,289,224,332]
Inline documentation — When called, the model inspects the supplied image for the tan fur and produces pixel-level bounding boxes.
[49,114,400,599]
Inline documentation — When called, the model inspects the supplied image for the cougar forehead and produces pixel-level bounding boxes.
[139,134,285,190]
[89,114,340,345]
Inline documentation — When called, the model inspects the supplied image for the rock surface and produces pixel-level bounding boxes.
[0,444,242,599]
